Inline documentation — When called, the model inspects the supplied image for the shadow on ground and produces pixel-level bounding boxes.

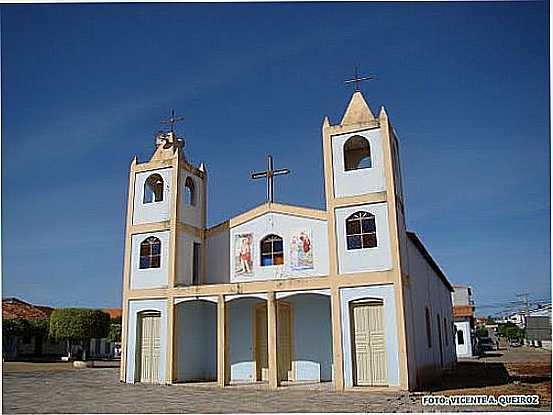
[422,360,552,392]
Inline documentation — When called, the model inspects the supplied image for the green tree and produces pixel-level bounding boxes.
[498,322,527,340]
[476,327,489,338]
[49,309,110,360]
[2,318,30,337]
[107,323,121,343]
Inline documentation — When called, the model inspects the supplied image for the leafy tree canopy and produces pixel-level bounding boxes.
[49,308,110,343]
[107,323,121,343]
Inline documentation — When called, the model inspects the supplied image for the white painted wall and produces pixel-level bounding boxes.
[175,300,217,381]
[177,171,204,228]
[205,228,230,284]
[334,202,392,274]
[229,212,329,283]
[331,128,386,198]
[132,168,172,225]
[125,299,168,384]
[228,298,258,381]
[403,235,457,386]
[175,231,202,286]
[286,294,333,382]
[130,231,170,290]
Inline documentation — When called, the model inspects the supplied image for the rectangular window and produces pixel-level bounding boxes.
[425,307,432,348]
[192,242,201,285]
[457,329,465,345]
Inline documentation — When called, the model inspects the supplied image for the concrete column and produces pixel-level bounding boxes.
[166,298,175,384]
[217,295,228,387]
[331,286,345,390]
[267,291,279,389]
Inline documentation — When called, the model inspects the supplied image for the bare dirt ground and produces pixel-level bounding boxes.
[422,344,551,411]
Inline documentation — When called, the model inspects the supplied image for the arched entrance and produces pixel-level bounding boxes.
[135,310,162,384]
[349,299,387,386]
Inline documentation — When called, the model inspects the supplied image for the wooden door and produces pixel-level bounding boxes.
[351,301,387,386]
[255,306,269,381]
[255,303,292,382]
[277,303,292,381]
[138,312,161,383]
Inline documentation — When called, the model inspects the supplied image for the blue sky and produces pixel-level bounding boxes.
[1,2,550,314]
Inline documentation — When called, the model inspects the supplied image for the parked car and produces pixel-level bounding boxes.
[477,337,497,353]
[509,338,522,347]
[113,343,122,358]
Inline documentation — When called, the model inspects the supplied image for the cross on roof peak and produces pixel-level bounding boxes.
[344,66,375,92]
[251,155,290,203]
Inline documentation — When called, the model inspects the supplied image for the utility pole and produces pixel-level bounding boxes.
[516,293,530,345]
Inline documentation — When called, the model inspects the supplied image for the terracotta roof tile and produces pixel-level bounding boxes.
[453,305,474,318]
[2,301,50,320]
[102,308,122,319]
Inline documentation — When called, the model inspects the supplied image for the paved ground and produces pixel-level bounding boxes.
[2,346,551,413]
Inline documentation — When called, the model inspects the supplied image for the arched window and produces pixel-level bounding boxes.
[139,236,161,269]
[260,234,284,266]
[184,177,195,206]
[346,211,377,250]
[344,135,371,171]
[457,329,465,345]
[143,174,164,204]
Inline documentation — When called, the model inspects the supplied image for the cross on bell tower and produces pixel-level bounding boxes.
[160,109,185,133]
[344,66,375,91]
[251,155,290,203]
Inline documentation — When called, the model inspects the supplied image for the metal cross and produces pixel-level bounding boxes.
[160,109,184,132]
[344,66,375,91]
[251,155,290,203]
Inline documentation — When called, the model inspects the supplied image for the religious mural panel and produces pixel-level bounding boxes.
[234,233,254,277]
[290,229,314,270]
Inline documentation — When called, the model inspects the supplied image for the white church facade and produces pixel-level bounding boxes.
[120,90,457,391]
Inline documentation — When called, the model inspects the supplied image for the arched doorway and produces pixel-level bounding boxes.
[136,311,162,383]
[349,299,387,386]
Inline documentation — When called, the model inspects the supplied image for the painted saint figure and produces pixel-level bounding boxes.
[234,233,254,276]
[290,230,314,270]
[239,237,252,274]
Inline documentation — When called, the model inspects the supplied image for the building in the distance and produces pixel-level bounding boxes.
[2,297,64,359]
[2,297,121,360]
[451,285,476,358]
[120,89,456,391]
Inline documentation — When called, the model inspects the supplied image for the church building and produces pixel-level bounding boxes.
[120,88,456,391]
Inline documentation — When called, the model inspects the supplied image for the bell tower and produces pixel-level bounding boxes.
[123,114,207,293]
[321,89,405,277]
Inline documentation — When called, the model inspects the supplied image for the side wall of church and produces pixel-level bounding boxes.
[403,235,456,387]
[132,168,172,225]
[331,127,386,198]
[229,212,329,283]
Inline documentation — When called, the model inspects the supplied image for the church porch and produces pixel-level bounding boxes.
[220,291,333,387]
